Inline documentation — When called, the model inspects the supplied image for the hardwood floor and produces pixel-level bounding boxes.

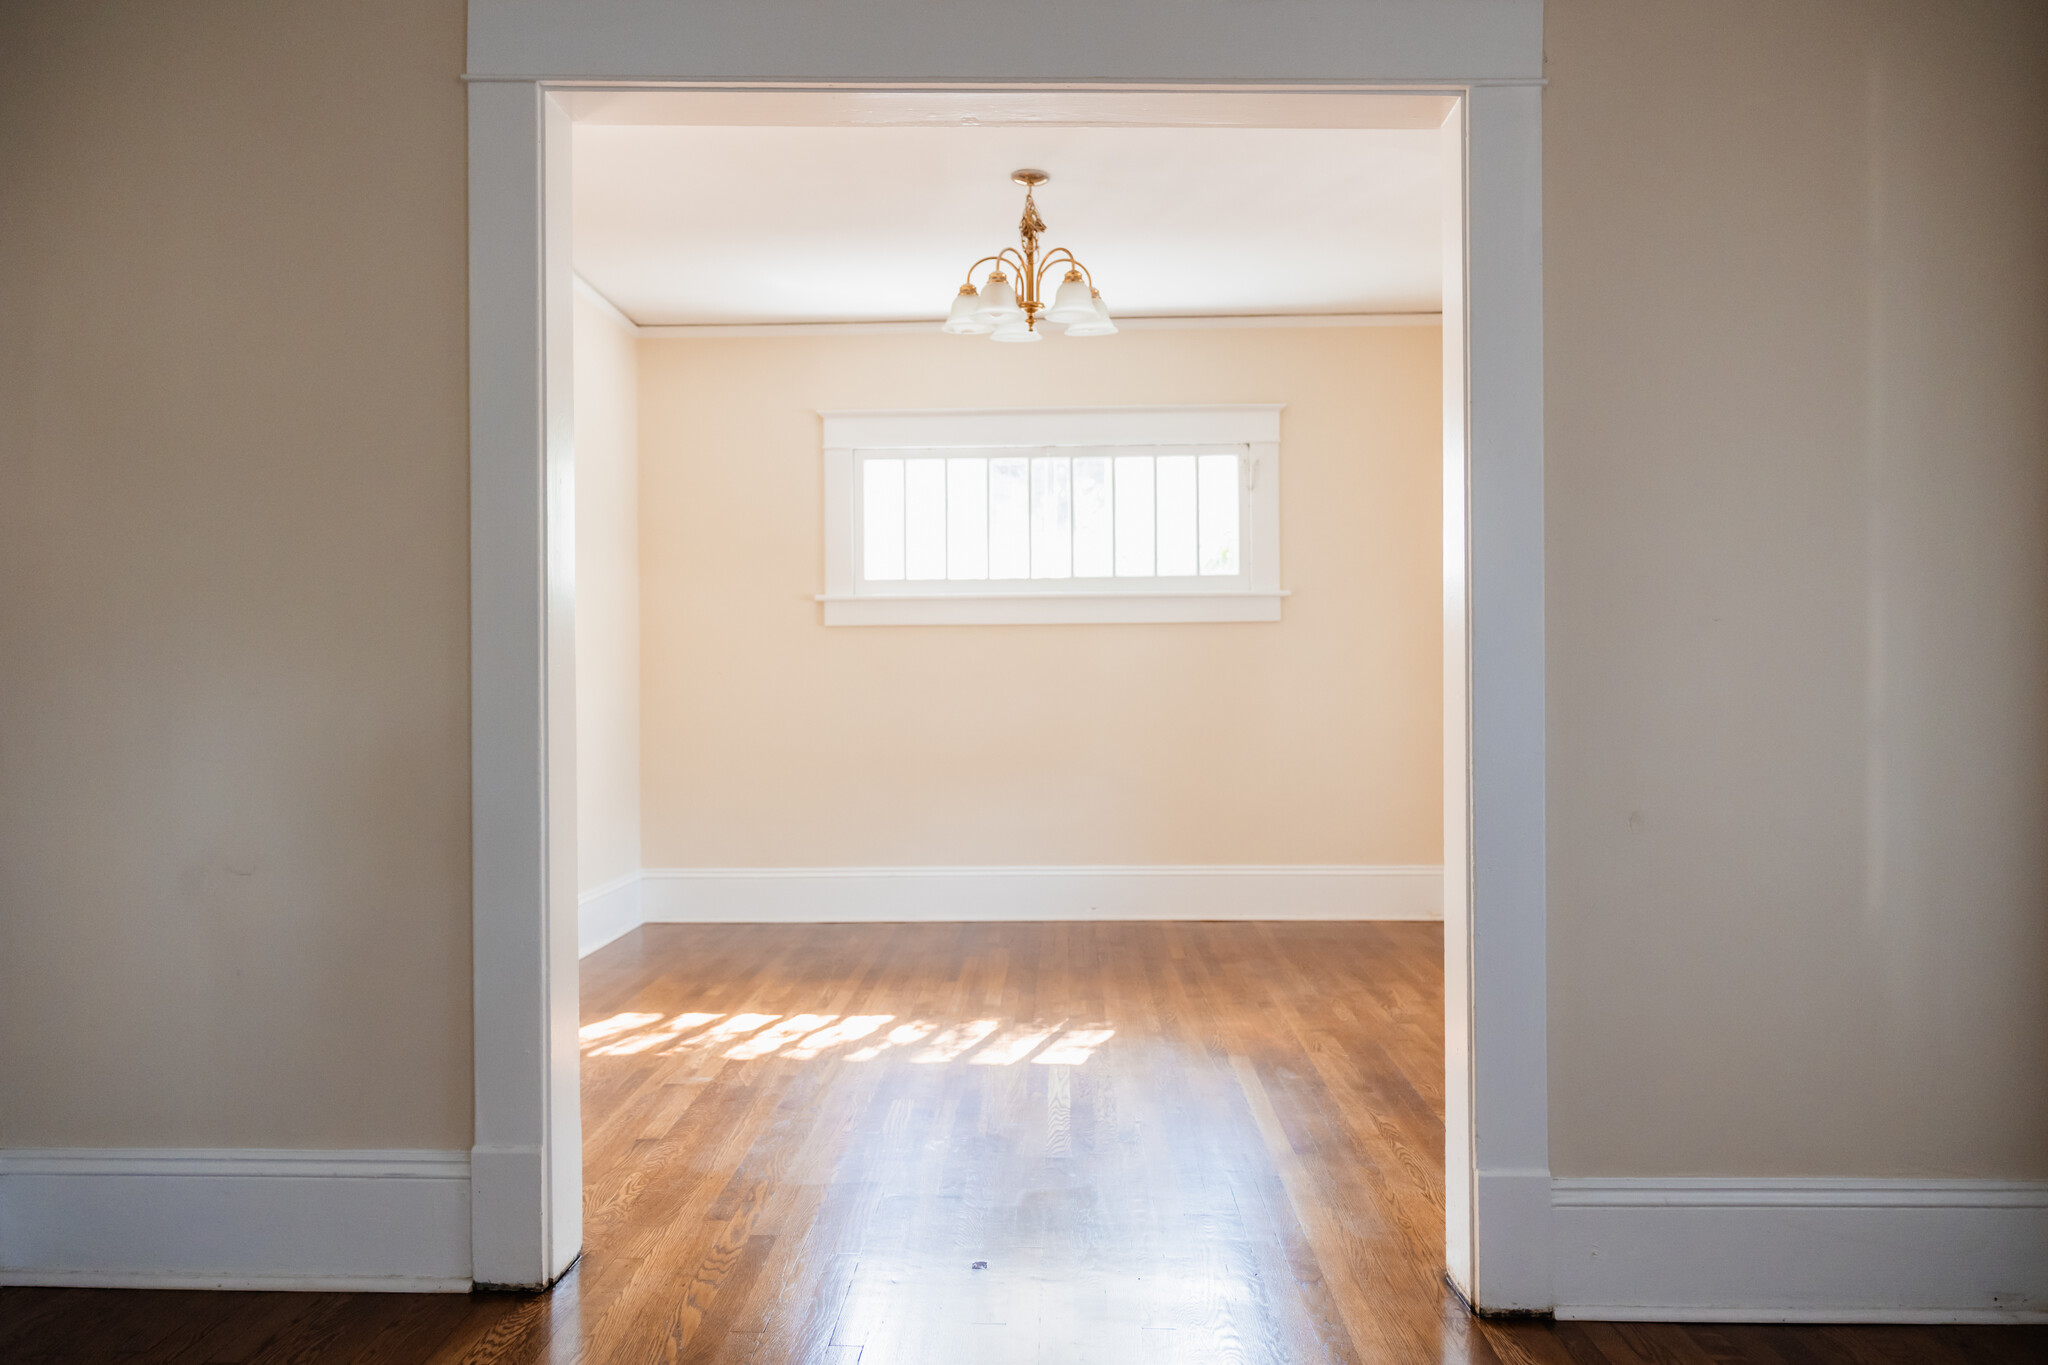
[4,922,2042,1362]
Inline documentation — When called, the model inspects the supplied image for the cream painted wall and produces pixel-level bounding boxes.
[1546,0,2048,1177]
[638,327,1444,868]
[0,2,472,1149]
[5,0,2039,1196]
[573,290,643,894]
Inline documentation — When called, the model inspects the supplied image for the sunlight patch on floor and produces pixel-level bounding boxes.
[726,1013,837,1059]
[911,1019,1001,1063]
[969,1021,1065,1065]
[787,1014,893,1058]
[848,1020,937,1061]
[579,1009,1114,1065]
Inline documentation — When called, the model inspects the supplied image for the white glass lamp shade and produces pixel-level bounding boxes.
[972,272,1023,324]
[1062,292,1118,337]
[1045,271,1097,324]
[990,313,1042,343]
[942,285,995,334]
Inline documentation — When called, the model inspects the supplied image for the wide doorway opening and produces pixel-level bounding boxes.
[537,86,1484,1353]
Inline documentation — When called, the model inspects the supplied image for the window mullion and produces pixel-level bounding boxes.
[1243,446,1254,582]
[1151,454,1161,582]
[1068,452,1077,576]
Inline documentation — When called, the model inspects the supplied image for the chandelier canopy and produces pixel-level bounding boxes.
[943,170,1117,343]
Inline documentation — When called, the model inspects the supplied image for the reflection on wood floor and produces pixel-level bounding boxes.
[571,921,1452,1364]
[3,922,2043,1362]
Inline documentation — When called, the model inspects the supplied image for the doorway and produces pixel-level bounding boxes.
[468,80,1547,1313]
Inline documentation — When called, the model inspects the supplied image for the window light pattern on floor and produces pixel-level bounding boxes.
[579,1010,1115,1066]
[861,451,1240,582]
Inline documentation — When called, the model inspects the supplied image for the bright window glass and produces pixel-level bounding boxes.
[903,459,946,581]
[945,458,987,580]
[1113,455,1155,577]
[1198,454,1240,575]
[989,457,1030,580]
[1073,456,1113,578]
[1155,455,1198,577]
[858,446,1244,589]
[862,459,905,581]
[1031,457,1072,579]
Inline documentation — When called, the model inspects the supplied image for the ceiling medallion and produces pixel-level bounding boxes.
[942,170,1117,343]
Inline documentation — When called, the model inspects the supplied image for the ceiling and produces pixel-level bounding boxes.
[571,122,1446,327]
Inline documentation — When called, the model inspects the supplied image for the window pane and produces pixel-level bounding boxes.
[1074,456,1112,577]
[1113,455,1154,577]
[862,458,904,581]
[989,456,1030,579]
[904,459,947,581]
[1031,457,1072,579]
[946,458,988,580]
[1199,454,1241,575]
[1156,455,1197,576]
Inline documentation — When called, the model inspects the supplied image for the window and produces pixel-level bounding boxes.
[820,405,1285,624]
[857,448,1242,584]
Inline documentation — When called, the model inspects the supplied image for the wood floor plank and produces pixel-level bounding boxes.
[416,1291,554,1365]
[8,923,2044,1364]
[343,1293,488,1365]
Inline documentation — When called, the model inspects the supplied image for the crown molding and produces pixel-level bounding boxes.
[577,271,1440,337]
[571,273,638,333]
[628,311,1440,339]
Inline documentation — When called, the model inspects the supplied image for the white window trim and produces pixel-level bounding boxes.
[818,404,1286,625]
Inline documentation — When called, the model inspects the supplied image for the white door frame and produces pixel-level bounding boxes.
[464,0,1548,1310]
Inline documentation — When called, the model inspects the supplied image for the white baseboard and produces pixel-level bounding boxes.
[1473,1167,1555,1312]
[0,1148,472,1292]
[579,871,643,957]
[640,864,1443,923]
[1552,1177,2048,1323]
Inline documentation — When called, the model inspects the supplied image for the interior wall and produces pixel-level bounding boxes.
[0,1,472,1148]
[1546,0,2048,1177]
[573,287,643,895]
[9,0,2036,1197]
[638,326,1444,869]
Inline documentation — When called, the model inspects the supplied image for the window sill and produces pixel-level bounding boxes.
[816,590,1289,626]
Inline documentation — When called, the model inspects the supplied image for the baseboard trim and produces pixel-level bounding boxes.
[0,1148,473,1292]
[1473,1167,1555,1311]
[640,864,1444,923]
[0,1269,475,1293]
[1551,1177,2048,1323]
[1556,1305,2048,1325]
[579,871,643,957]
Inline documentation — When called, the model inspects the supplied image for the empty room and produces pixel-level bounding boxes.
[564,99,1456,1360]
[3,2,2044,1363]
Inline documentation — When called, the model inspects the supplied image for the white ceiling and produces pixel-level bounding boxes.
[571,123,1445,327]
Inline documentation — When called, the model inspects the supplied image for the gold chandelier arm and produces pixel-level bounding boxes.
[1037,250,1094,292]
[962,253,1016,287]
[997,247,1034,302]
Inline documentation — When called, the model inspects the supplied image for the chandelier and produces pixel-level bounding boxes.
[942,170,1117,343]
